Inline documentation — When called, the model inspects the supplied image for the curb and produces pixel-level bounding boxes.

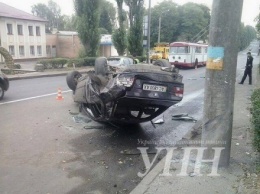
[6,70,89,81]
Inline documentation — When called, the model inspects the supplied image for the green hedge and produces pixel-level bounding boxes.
[252,88,260,152]
[38,58,69,69]
[135,56,147,63]
[67,57,96,67]
[13,63,21,69]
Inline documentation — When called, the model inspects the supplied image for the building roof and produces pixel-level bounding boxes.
[57,31,78,35]
[0,2,47,22]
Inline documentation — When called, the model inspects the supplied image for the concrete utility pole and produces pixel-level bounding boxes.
[202,0,244,167]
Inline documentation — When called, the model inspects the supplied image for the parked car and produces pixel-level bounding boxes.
[0,72,9,100]
[107,56,135,72]
[66,57,184,124]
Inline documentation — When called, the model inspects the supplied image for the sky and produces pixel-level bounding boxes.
[0,0,259,26]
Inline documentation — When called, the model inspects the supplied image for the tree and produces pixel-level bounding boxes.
[149,1,210,46]
[75,0,101,57]
[31,0,62,32]
[177,3,210,42]
[125,0,144,56]
[112,0,127,55]
[99,0,116,34]
[149,1,179,47]
[255,13,260,38]
[238,24,257,51]
[62,15,78,31]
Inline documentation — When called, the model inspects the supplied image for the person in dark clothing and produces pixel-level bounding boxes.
[239,52,253,85]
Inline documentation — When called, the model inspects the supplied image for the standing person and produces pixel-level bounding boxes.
[239,52,254,85]
[194,58,198,69]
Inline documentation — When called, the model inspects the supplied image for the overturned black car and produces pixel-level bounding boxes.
[66,57,184,124]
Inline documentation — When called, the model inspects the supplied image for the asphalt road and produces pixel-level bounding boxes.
[0,40,259,194]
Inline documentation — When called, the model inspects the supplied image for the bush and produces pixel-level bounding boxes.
[135,56,147,63]
[67,58,85,67]
[252,88,260,152]
[13,63,21,69]
[38,58,69,69]
[83,57,96,66]
[35,64,45,72]
[1,68,13,75]
[67,57,96,67]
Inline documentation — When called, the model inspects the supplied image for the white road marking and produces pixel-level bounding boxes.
[0,90,72,105]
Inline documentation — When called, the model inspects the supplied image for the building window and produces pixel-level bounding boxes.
[37,46,42,56]
[36,26,41,36]
[30,46,35,55]
[7,24,13,34]
[9,45,15,56]
[28,26,33,36]
[46,45,51,55]
[19,46,25,56]
[17,25,23,35]
[195,47,202,53]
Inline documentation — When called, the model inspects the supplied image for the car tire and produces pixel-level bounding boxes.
[95,57,108,76]
[0,84,4,100]
[66,71,82,91]
[153,59,171,67]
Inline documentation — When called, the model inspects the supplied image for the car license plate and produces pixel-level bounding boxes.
[143,84,167,92]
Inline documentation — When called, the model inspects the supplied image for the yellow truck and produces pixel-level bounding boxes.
[150,43,169,62]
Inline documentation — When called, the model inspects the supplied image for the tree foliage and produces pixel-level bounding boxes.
[150,1,179,47]
[255,12,260,39]
[178,3,210,42]
[149,1,210,46]
[99,0,116,34]
[75,0,101,57]
[32,0,62,32]
[238,24,257,51]
[112,0,127,55]
[62,15,78,31]
[125,0,144,56]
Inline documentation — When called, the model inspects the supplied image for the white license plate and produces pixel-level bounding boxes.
[143,84,167,92]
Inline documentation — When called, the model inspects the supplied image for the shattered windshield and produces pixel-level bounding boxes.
[107,58,121,65]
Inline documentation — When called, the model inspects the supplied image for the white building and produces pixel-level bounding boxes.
[0,2,47,62]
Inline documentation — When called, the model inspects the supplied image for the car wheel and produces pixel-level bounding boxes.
[66,71,82,91]
[95,57,108,76]
[153,59,171,67]
[0,84,4,100]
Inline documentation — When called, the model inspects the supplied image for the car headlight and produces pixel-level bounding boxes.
[117,74,135,87]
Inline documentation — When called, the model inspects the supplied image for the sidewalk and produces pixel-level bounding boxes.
[0,61,92,80]
[6,68,91,80]
[130,58,260,194]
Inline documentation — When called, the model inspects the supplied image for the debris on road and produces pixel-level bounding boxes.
[69,111,79,115]
[172,113,197,122]
[72,115,92,124]
[153,115,165,124]
[83,125,104,130]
